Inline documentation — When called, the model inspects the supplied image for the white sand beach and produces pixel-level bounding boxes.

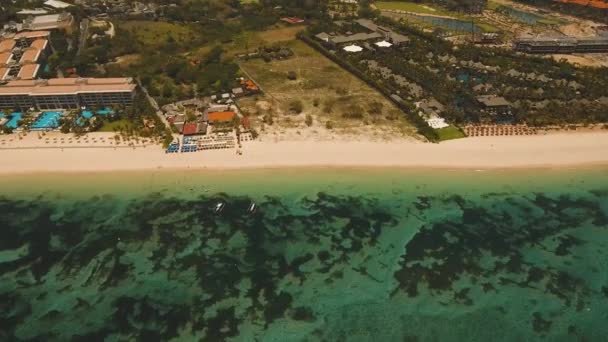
[1,131,608,174]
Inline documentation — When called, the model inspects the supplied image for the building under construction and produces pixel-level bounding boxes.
[514,36,608,54]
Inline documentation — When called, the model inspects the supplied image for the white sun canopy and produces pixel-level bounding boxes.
[343,45,363,52]
[375,40,393,48]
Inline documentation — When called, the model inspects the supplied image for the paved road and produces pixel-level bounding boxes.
[77,18,90,56]
[135,78,177,140]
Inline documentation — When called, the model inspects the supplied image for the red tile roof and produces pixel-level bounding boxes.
[281,17,305,24]
[19,49,41,64]
[182,122,198,135]
[14,31,51,39]
[0,39,16,53]
[241,116,251,129]
[0,52,13,65]
[0,67,9,80]
[17,64,40,80]
[208,111,236,122]
[29,39,48,50]
[240,79,259,91]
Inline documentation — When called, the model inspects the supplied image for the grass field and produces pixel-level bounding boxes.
[257,26,305,43]
[486,0,501,10]
[436,126,466,141]
[239,40,418,138]
[476,22,501,33]
[99,119,135,133]
[118,21,197,48]
[227,25,306,57]
[375,1,454,16]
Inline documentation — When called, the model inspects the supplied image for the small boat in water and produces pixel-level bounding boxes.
[214,202,225,213]
[248,201,256,213]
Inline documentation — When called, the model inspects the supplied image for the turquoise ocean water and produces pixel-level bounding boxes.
[1,168,607,341]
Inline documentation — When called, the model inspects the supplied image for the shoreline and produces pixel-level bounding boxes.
[1,132,608,174]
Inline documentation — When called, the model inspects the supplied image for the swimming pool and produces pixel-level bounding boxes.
[31,111,62,130]
[81,108,114,119]
[4,113,23,129]
[96,108,115,115]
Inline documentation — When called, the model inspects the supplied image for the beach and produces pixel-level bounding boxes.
[0,131,608,173]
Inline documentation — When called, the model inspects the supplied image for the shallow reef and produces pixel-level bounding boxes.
[1,182,607,341]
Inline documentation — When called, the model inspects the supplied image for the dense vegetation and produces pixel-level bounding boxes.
[306,16,608,133]
[73,0,329,105]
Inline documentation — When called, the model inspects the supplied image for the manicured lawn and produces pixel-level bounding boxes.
[538,17,566,26]
[476,22,500,33]
[486,0,501,10]
[375,1,454,16]
[257,25,306,43]
[436,126,466,141]
[99,119,135,132]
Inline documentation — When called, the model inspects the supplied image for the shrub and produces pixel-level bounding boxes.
[368,101,384,116]
[263,113,274,125]
[335,87,348,95]
[323,100,334,114]
[305,114,313,127]
[289,100,303,114]
[342,104,364,119]
[325,120,333,129]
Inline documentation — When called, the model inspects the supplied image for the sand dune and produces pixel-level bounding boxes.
[0,132,607,174]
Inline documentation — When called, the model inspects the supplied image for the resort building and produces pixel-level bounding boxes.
[476,95,511,116]
[0,78,137,110]
[0,52,13,66]
[13,31,51,47]
[315,31,383,47]
[281,17,305,25]
[19,48,42,65]
[354,19,410,46]
[21,13,73,31]
[0,39,16,53]
[182,121,208,136]
[16,9,50,17]
[316,19,409,48]
[0,32,50,81]
[16,64,40,80]
[207,111,236,123]
[416,99,449,129]
[43,0,73,10]
[0,67,10,81]
[514,36,608,54]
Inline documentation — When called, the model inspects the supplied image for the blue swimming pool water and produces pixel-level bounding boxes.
[31,111,62,130]
[80,108,114,120]
[96,108,114,115]
[5,112,23,129]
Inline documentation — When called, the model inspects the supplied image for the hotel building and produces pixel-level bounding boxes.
[0,31,51,81]
[0,78,137,110]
